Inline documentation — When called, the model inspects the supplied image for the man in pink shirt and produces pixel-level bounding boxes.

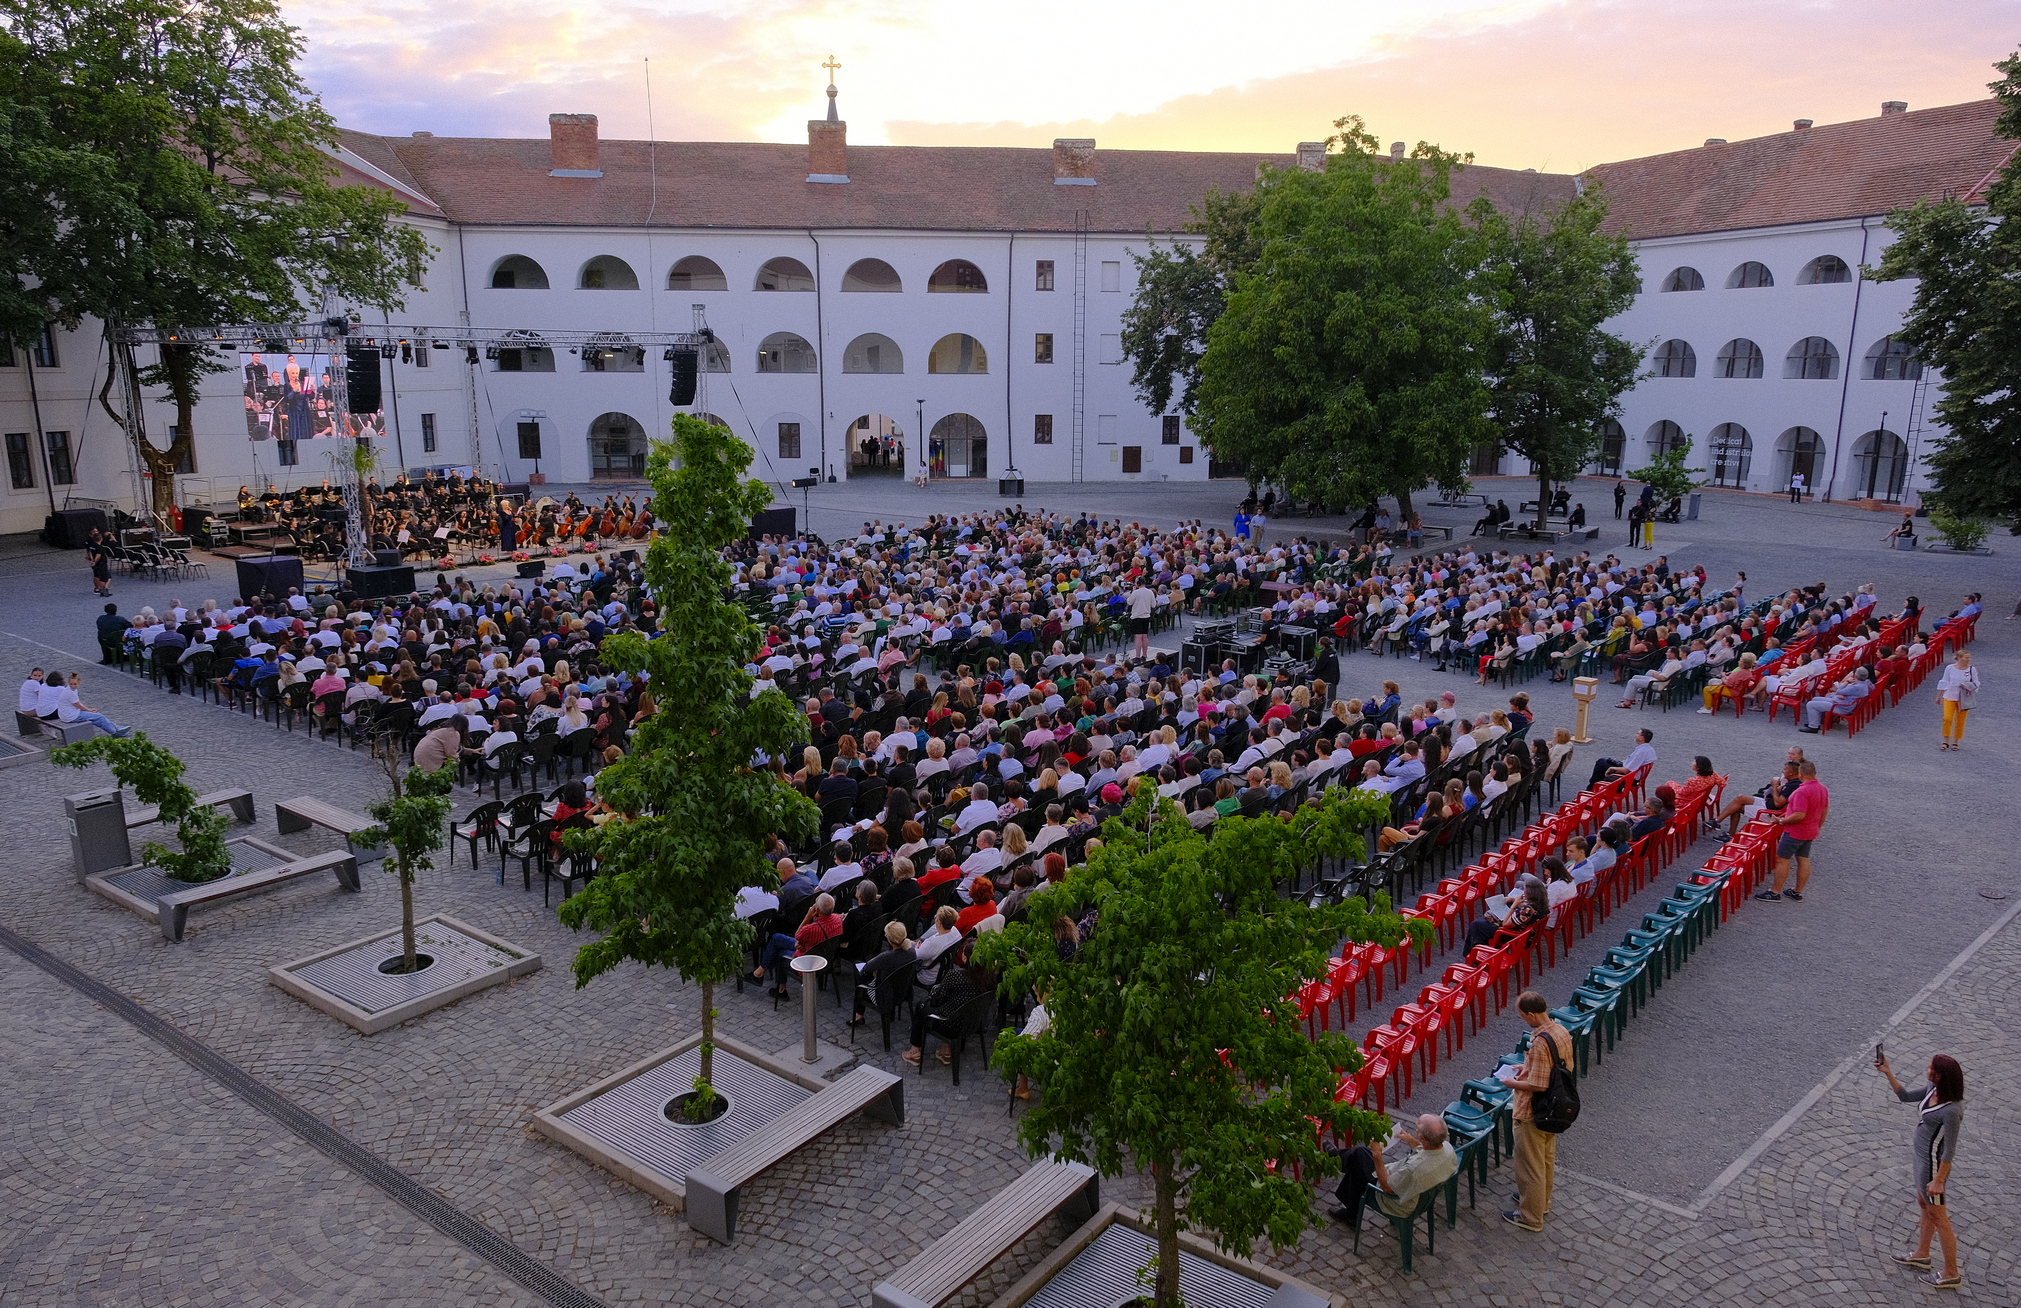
[1756,759,1828,902]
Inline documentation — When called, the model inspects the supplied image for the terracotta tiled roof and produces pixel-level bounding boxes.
[334,129,1575,233]
[1587,99,2014,240]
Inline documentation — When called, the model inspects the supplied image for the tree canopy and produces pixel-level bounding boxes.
[1868,50,2021,532]
[1190,119,1496,515]
[977,785,1424,1308]
[1471,185,1644,524]
[0,0,431,511]
[558,414,818,1094]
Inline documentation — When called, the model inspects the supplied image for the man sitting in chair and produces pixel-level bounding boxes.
[1327,1113,1459,1225]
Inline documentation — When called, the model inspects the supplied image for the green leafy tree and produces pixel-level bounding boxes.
[1867,51,2021,532]
[51,732,232,883]
[1191,118,1497,516]
[977,786,1426,1308]
[1471,185,1644,526]
[0,0,431,518]
[1631,438,1701,502]
[1118,187,1262,421]
[558,414,818,1113]
[354,758,456,975]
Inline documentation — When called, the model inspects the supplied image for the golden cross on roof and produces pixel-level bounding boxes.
[822,54,841,84]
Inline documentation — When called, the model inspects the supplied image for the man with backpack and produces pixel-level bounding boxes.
[1503,990,1577,1232]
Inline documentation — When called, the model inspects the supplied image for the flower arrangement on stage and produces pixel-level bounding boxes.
[550,545,569,557]
[510,551,531,563]
[474,553,497,566]
[433,556,455,570]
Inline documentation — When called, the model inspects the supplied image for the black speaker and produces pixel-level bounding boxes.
[669,347,699,406]
[44,508,109,549]
[749,505,796,541]
[516,561,544,578]
[373,549,403,567]
[233,554,304,600]
[351,563,415,598]
[345,345,383,413]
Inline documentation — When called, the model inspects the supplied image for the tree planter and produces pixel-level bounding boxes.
[268,913,540,1034]
[1923,544,1995,555]
[86,834,294,921]
[987,1205,1336,1308]
[531,1032,832,1212]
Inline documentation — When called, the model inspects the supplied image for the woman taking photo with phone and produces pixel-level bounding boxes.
[1874,1049,1965,1288]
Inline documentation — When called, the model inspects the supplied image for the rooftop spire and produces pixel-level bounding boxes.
[822,54,841,123]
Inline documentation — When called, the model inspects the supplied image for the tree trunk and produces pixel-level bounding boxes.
[1537,468,1553,530]
[698,980,715,1087]
[399,859,418,971]
[135,345,203,523]
[1151,1160,1182,1308]
[1393,485,1416,524]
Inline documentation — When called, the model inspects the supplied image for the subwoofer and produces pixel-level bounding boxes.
[351,563,416,599]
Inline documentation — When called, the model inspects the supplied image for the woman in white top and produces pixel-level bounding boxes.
[1935,650,1980,751]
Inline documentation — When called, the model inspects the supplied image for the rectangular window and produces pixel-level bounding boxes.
[44,431,73,484]
[421,413,437,454]
[168,427,196,475]
[1098,333,1121,364]
[32,325,59,368]
[1179,445,1194,464]
[1034,333,1054,364]
[1100,260,1121,292]
[1122,445,1142,474]
[517,421,542,460]
[1162,415,1181,445]
[778,422,801,459]
[1035,260,1055,291]
[412,344,430,368]
[0,339,14,367]
[1033,414,1054,445]
[276,439,299,467]
[5,433,32,489]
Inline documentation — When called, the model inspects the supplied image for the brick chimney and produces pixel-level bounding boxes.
[1704,138,1727,147]
[1053,138,1096,186]
[1881,100,1908,115]
[548,114,601,177]
[808,119,848,183]
[1793,118,1813,130]
[1295,141,1325,171]
[1389,141,1405,162]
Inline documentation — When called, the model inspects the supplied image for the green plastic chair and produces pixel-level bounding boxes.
[1546,1005,1597,1076]
[1349,1181,1443,1275]
[1570,983,1624,1053]
[1439,1115,1497,1214]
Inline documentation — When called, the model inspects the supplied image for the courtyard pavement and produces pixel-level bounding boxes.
[0,477,2014,1306]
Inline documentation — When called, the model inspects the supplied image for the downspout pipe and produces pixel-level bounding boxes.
[1823,217,1873,503]
[808,229,829,480]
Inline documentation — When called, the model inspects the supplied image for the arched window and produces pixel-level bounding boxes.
[488,255,549,289]
[578,255,639,290]
[928,412,988,478]
[1660,267,1705,292]
[1798,255,1852,285]
[1866,336,1923,381]
[1714,338,1764,379]
[1646,420,1687,456]
[1777,426,1825,491]
[1852,429,1910,501]
[927,334,988,374]
[587,412,648,479]
[1727,261,1774,289]
[668,256,727,290]
[842,333,904,374]
[700,340,731,373]
[755,257,815,292]
[1652,339,1696,378]
[1590,420,1625,476]
[927,259,989,293]
[694,412,731,430]
[841,259,902,292]
[493,330,554,372]
[1783,336,1839,380]
[1707,423,1752,488]
[757,332,817,373]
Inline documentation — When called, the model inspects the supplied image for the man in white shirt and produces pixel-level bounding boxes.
[817,846,864,893]
[954,783,1000,835]
[961,830,1004,881]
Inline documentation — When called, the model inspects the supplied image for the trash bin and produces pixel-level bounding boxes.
[998,476,1025,497]
[65,789,132,882]
[1686,493,1701,521]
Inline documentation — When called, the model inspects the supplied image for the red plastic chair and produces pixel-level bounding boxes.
[1394,1000,1447,1079]
[1299,978,1335,1039]
[1441,961,1490,1034]
[1364,1024,1419,1103]
[1328,952,1368,1027]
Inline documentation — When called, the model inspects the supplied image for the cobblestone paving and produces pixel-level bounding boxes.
[1,482,2015,1306]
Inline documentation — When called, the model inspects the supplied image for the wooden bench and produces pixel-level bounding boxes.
[871,1160,1100,1308]
[1430,492,1489,509]
[128,787,256,829]
[684,1064,904,1244]
[1497,524,1600,545]
[157,849,360,942]
[276,795,382,858]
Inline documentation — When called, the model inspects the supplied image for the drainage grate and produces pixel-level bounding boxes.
[561,1047,811,1183]
[0,921,612,1308]
[293,923,523,1014]
[1020,1223,1275,1308]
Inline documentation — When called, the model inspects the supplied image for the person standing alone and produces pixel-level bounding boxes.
[1874,1050,1966,1289]
[1613,481,1626,519]
[1789,471,1805,503]
[1755,759,1827,901]
[1935,650,1979,751]
[1503,991,1570,1231]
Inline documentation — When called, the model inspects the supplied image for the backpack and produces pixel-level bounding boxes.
[1530,1030,1581,1134]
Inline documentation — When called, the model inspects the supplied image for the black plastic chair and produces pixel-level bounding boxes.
[501,817,554,890]
[451,800,503,868]
[921,992,998,1086]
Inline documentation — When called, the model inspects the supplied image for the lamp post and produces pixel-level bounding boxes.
[916,399,926,486]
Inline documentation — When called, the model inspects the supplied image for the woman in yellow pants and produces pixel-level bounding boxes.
[1935,650,1979,751]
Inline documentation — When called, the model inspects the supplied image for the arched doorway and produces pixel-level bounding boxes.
[1777,427,1824,492]
[1707,423,1752,488]
[929,413,987,479]
[588,412,648,480]
[1852,429,1909,502]
[847,414,906,476]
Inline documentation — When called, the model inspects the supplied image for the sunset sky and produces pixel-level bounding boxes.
[291,0,2017,173]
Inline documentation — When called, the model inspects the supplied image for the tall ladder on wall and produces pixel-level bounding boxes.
[1070,209,1089,483]
[1902,373,1932,503]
